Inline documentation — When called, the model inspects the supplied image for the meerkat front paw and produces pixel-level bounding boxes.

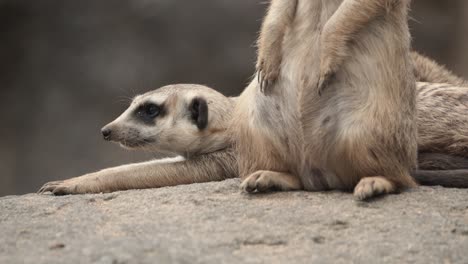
[317,27,348,96]
[317,66,334,96]
[240,170,302,193]
[257,48,282,94]
[317,49,345,96]
[38,176,100,195]
[353,176,396,200]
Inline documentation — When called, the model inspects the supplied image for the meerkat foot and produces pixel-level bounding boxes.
[38,177,98,195]
[353,176,396,200]
[37,180,64,194]
[240,170,302,193]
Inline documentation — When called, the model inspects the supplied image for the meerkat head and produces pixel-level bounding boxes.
[101,84,235,157]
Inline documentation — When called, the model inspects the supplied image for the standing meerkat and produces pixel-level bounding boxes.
[234,0,419,200]
[39,81,468,195]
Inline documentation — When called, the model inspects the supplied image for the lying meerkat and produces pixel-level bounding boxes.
[39,80,468,195]
[39,84,238,195]
[411,52,467,87]
[234,0,420,200]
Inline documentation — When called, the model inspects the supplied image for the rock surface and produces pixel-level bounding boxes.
[1,179,467,264]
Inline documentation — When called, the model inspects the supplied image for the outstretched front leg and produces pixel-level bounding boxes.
[240,170,302,193]
[257,0,298,93]
[318,0,403,94]
[38,150,237,195]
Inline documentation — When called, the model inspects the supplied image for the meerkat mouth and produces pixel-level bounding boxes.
[117,138,155,149]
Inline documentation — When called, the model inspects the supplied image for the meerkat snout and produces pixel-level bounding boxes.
[100,122,125,143]
[101,127,112,141]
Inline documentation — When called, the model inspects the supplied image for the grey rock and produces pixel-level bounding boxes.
[1,179,468,264]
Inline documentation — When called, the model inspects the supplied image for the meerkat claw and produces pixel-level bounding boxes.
[317,71,333,96]
[259,72,265,93]
[257,59,280,94]
[262,79,269,94]
[38,181,62,194]
[258,70,269,94]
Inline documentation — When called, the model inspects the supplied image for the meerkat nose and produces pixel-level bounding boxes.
[101,128,112,141]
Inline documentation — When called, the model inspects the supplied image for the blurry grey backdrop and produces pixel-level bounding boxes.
[1,0,467,196]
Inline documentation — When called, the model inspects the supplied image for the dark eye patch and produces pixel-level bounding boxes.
[134,102,163,124]
[189,97,208,130]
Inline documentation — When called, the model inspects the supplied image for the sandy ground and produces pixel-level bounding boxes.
[1,179,467,264]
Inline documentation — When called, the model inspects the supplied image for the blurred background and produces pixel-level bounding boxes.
[0,0,467,196]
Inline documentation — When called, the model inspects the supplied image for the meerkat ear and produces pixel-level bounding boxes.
[189,97,208,130]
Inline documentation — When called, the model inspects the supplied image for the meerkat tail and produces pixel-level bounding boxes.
[414,153,468,188]
[38,149,237,195]
[411,170,468,188]
[418,153,468,170]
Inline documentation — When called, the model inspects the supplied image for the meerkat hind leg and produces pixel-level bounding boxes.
[353,176,396,200]
[241,170,302,193]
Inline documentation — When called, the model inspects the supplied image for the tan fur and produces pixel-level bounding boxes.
[233,0,417,200]
[353,176,395,200]
[240,170,303,193]
[40,67,468,195]
[256,0,298,91]
[39,151,237,195]
[38,80,468,195]
[411,52,467,87]
[38,84,237,195]
[38,20,468,196]
[103,84,234,157]
[417,82,468,158]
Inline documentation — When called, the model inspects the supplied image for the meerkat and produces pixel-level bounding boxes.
[38,84,238,195]
[411,52,467,87]
[39,80,468,195]
[233,0,420,200]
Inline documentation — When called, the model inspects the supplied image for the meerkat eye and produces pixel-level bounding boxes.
[137,103,160,119]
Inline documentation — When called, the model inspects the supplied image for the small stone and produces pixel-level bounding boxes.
[49,243,65,250]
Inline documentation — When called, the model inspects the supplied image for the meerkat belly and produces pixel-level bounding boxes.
[236,80,297,175]
[240,14,325,174]
[306,17,417,189]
